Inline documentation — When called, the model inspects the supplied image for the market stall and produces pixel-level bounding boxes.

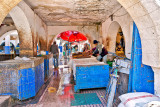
[37,54,53,81]
[69,57,109,92]
[57,30,88,59]
[0,57,44,100]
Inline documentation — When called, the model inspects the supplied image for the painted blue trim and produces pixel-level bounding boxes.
[4,46,10,54]
[128,22,154,94]
[59,46,63,52]
[46,51,49,55]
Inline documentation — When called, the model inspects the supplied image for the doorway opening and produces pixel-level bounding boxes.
[115,27,125,57]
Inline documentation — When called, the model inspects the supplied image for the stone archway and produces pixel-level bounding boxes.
[0,30,17,44]
[104,21,121,53]
[0,26,16,38]
[47,26,99,49]
[48,30,94,49]
[0,0,159,66]
[0,0,22,25]
[117,0,160,68]
[9,6,33,57]
[116,0,160,96]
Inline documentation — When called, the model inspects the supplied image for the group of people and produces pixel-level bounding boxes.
[94,40,108,62]
[50,40,109,69]
[89,40,108,63]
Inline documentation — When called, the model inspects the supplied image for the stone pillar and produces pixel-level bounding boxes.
[4,35,10,54]
[152,67,160,97]
[32,33,38,57]
[9,6,34,57]
[17,30,34,57]
[18,31,34,57]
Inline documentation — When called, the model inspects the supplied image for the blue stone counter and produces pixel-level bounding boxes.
[37,54,53,80]
[0,57,44,100]
[70,58,109,92]
[74,64,109,92]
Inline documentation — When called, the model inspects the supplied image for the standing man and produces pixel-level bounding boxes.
[50,41,59,69]
[64,43,69,57]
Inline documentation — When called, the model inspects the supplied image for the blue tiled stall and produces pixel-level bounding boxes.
[38,54,53,80]
[72,58,109,92]
[0,57,44,100]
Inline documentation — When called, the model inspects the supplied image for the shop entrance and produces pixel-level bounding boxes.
[115,27,125,57]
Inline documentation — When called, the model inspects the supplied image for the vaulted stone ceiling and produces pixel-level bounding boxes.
[24,0,121,26]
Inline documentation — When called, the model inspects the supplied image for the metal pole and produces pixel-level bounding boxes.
[107,77,118,107]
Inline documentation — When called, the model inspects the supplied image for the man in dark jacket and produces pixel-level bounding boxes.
[92,40,100,57]
[50,41,59,68]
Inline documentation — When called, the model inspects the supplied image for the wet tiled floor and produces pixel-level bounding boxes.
[24,75,120,107]
[21,58,120,107]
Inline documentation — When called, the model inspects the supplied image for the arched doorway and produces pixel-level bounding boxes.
[0,30,19,54]
[0,5,34,57]
[0,42,15,49]
[117,0,160,68]
[52,30,90,58]
[115,27,125,57]
[0,0,159,65]
[106,21,126,56]
[9,6,33,57]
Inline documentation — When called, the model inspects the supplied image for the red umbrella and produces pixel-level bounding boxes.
[57,31,87,42]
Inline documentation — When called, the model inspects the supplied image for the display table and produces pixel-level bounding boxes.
[69,57,109,92]
[0,57,44,100]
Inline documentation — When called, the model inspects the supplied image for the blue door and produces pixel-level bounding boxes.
[128,22,154,94]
